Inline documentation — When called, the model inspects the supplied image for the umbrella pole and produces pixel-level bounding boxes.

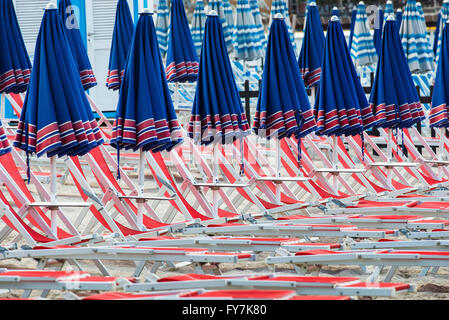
[387,128,393,188]
[310,86,316,106]
[212,143,219,219]
[0,93,5,125]
[137,149,145,230]
[175,82,179,109]
[50,156,58,236]
[439,127,445,179]
[332,136,338,192]
[276,137,281,204]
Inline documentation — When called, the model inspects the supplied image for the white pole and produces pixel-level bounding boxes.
[50,156,57,236]
[212,143,219,218]
[137,149,145,230]
[175,82,179,109]
[311,86,316,106]
[439,127,445,179]
[0,93,5,123]
[276,138,281,204]
[387,128,393,188]
[332,136,338,192]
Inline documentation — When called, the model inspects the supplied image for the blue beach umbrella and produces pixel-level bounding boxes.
[350,2,377,68]
[249,0,266,53]
[384,0,394,19]
[0,0,32,94]
[156,0,170,57]
[208,0,234,53]
[399,0,434,73]
[165,0,199,83]
[58,0,97,90]
[222,0,235,38]
[188,11,251,147]
[396,8,403,31]
[14,5,104,163]
[271,0,298,55]
[315,16,377,138]
[369,16,424,132]
[434,1,449,66]
[106,0,135,91]
[0,123,10,156]
[298,2,324,88]
[331,6,339,17]
[434,12,441,57]
[234,0,264,61]
[430,20,449,128]
[253,13,317,166]
[111,10,183,154]
[374,6,384,56]
[192,0,207,56]
[348,8,357,50]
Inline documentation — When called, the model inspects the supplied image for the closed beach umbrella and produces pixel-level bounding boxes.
[434,12,441,57]
[315,16,377,139]
[208,0,234,53]
[192,0,207,56]
[249,0,266,53]
[222,0,235,37]
[348,8,357,50]
[430,20,449,129]
[234,0,264,61]
[58,0,97,90]
[332,6,339,17]
[298,2,325,88]
[384,0,394,19]
[434,1,449,66]
[165,0,199,83]
[110,10,183,228]
[350,1,377,68]
[106,0,135,91]
[399,0,434,73]
[374,6,384,56]
[14,4,104,218]
[253,13,316,167]
[270,0,298,55]
[0,0,32,94]
[156,0,170,57]
[396,8,403,31]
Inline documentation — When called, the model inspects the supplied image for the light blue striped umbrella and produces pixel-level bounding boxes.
[222,0,235,38]
[384,0,394,19]
[249,0,266,53]
[234,0,264,61]
[270,0,298,55]
[156,0,170,57]
[192,0,207,56]
[208,0,234,53]
[435,1,449,66]
[399,0,434,73]
[350,1,377,68]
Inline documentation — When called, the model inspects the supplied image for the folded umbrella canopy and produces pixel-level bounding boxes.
[384,0,394,19]
[0,122,10,156]
[156,0,170,57]
[434,10,442,57]
[0,0,32,94]
[396,8,403,31]
[234,0,264,61]
[165,0,199,83]
[270,0,298,55]
[249,0,266,53]
[188,11,250,146]
[332,6,339,17]
[208,0,234,53]
[374,6,384,56]
[298,2,325,88]
[434,1,449,67]
[192,0,207,56]
[111,10,183,154]
[348,8,357,50]
[110,10,183,229]
[253,13,316,171]
[58,0,97,90]
[106,0,135,91]
[399,0,434,73]
[430,20,449,129]
[350,1,378,68]
[222,0,235,38]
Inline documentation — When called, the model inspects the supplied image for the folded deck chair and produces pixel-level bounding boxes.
[122,272,415,297]
[0,245,256,276]
[0,269,135,299]
[266,249,449,281]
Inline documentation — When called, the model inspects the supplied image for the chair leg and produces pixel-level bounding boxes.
[133,261,147,277]
[383,266,398,282]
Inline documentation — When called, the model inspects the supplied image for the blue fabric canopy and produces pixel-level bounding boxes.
[249,0,266,53]
[374,7,384,56]
[430,21,449,128]
[0,0,32,94]
[156,0,170,57]
[222,0,235,38]
[58,0,97,90]
[234,0,264,61]
[435,1,449,67]
[188,12,250,146]
[384,1,394,18]
[0,122,10,156]
[253,14,316,142]
[106,0,135,91]
[298,2,324,88]
[110,12,183,153]
[350,2,377,67]
[271,0,298,55]
[192,0,207,56]
[14,6,104,159]
[315,17,377,137]
[348,8,357,50]
[331,7,339,17]
[369,17,425,130]
[399,0,434,73]
[208,0,234,53]
[434,12,441,57]
[165,0,199,83]
[396,9,403,31]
